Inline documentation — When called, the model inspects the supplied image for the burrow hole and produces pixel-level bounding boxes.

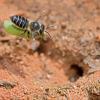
[68,64,84,82]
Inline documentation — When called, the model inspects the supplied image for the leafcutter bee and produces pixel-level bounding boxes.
[10,15,52,40]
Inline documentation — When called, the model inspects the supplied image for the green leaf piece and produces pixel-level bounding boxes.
[3,20,30,38]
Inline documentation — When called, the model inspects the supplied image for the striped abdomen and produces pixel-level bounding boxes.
[10,15,29,29]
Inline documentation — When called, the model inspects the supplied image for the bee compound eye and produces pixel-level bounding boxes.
[39,24,45,34]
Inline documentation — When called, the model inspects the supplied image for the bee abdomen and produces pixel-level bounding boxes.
[10,15,29,29]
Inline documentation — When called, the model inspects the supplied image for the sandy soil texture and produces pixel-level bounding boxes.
[0,0,100,99]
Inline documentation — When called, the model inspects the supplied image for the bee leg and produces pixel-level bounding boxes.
[36,33,44,42]
[24,29,27,33]
[21,30,31,39]
[27,31,31,38]
[40,32,45,41]
[32,31,38,39]
[19,29,27,37]
[23,29,31,39]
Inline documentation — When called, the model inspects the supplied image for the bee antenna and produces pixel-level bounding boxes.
[44,30,53,40]
[44,31,57,47]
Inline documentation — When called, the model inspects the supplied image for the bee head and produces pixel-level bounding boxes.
[30,21,53,41]
[30,21,40,31]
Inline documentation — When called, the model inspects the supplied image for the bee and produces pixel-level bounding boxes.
[10,15,51,40]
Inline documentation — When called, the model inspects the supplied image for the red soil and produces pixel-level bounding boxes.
[0,0,99,99]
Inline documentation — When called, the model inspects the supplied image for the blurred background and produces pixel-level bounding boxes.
[0,0,100,99]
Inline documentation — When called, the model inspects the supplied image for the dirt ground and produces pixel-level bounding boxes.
[0,0,100,100]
